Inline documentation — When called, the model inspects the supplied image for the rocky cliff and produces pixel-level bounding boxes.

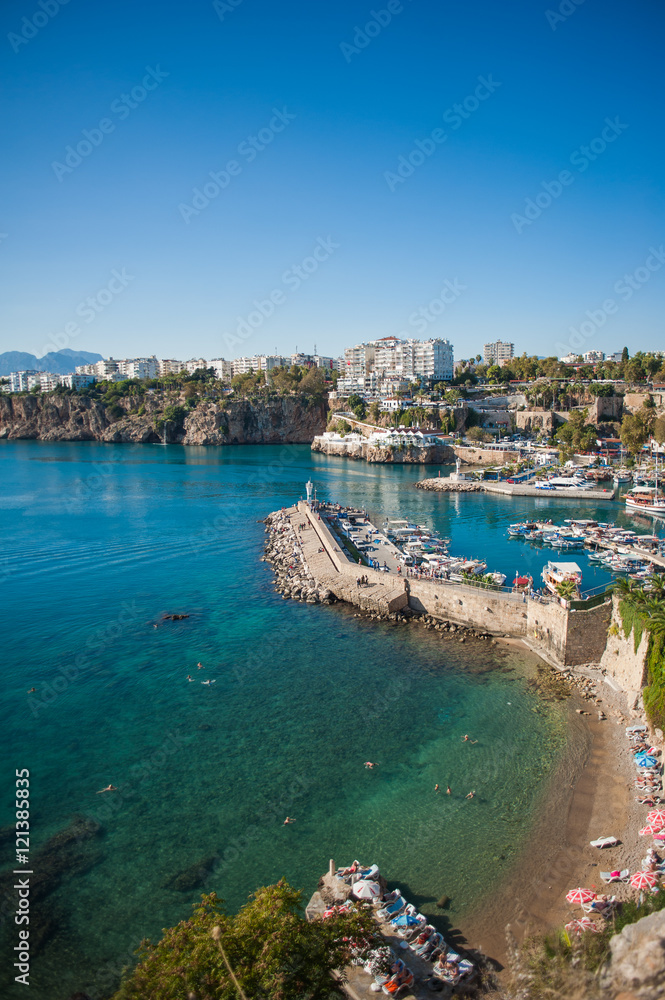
[0,394,327,445]
[311,436,455,464]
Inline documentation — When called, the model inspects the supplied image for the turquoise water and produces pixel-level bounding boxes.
[0,442,658,998]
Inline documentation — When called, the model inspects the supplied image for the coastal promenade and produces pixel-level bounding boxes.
[266,501,613,668]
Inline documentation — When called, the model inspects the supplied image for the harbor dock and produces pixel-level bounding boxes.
[417,478,616,501]
[264,499,613,668]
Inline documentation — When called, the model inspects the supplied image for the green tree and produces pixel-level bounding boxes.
[622,346,629,362]
[654,416,665,445]
[347,393,366,420]
[113,882,377,1000]
[620,408,649,455]
[368,400,381,424]
[467,426,492,443]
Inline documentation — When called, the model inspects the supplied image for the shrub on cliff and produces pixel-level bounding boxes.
[112,881,376,1000]
[615,575,665,730]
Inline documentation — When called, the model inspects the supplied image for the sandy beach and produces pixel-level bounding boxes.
[458,663,653,972]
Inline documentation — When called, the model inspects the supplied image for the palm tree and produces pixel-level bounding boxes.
[555,579,578,600]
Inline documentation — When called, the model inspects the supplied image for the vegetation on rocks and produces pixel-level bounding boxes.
[112,881,376,1000]
[616,575,665,730]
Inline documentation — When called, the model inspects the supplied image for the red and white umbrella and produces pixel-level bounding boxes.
[351,880,382,900]
[630,871,658,889]
[566,888,596,905]
[639,824,664,837]
[565,917,599,935]
[646,809,665,827]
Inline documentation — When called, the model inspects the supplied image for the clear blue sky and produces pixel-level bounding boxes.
[1,0,663,362]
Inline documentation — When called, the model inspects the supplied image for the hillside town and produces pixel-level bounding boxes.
[2,339,664,464]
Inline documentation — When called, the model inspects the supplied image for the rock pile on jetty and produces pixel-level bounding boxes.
[263,510,335,606]
[352,607,494,640]
[416,478,483,492]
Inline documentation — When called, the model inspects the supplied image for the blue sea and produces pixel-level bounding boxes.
[0,441,659,998]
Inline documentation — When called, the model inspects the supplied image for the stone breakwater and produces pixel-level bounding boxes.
[263,510,336,606]
[416,479,483,493]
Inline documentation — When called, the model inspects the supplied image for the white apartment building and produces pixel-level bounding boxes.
[76,359,120,378]
[343,343,377,379]
[291,352,336,370]
[231,355,290,376]
[6,371,40,392]
[117,357,159,379]
[184,358,209,374]
[374,337,454,381]
[157,359,187,376]
[59,373,96,389]
[583,351,605,363]
[208,358,232,380]
[483,341,514,365]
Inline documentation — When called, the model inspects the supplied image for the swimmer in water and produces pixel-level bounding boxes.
[97,785,117,793]
[434,784,439,793]
[462,735,478,744]
[197,662,204,669]
[465,790,475,799]
[283,816,296,824]
[446,785,451,795]
[27,688,36,693]
[187,675,194,682]
[201,679,216,685]
[364,761,378,768]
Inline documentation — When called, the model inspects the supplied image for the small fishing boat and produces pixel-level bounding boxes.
[542,561,582,597]
[625,486,665,515]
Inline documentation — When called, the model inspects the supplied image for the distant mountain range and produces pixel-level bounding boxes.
[0,349,103,377]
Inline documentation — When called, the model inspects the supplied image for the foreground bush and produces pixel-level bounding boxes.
[113,880,377,1000]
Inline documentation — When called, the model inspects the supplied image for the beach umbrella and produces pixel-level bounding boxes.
[639,824,665,837]
[391,912,420,927]
[577,917,600,933]
[566,888,596,906]
[647,809,665,827]
[351,880,381,901]
[630,871,658,889]
[635,754,658,768]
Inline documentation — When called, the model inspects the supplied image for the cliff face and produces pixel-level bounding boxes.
[0,395,327,445]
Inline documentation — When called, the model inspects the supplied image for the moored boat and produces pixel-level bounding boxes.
[541,560,582,597]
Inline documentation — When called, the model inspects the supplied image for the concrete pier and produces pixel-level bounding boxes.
[417,478,616,501]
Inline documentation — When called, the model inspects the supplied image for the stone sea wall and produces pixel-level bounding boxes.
[0,394,327,445]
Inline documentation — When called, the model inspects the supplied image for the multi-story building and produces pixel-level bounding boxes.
[184,358,209,374]
[157,359,187,376]
[208,358,232,380]
[583,351,605,364]
[344,342,377,379]
[75,359,119,378]
[6,371,40,392]
[117,357,159,379]
[373,337,454,382]
[59,373,96,389]
[483,341,514,365]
